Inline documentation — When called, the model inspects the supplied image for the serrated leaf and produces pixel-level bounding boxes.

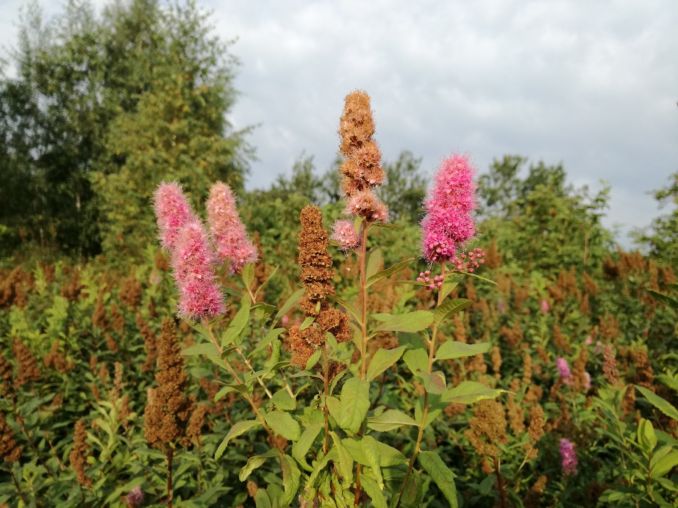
[342,438,407,467]
[441,381,503,405]
[423,371,447,394]
[637,385,678,421]
[418,451,458,508]
[272,389,296,411]
[222,295,251,346]
[239,451,277,482]
[651,446,678,478]
[638,418,657,452]
[265,411,300,441]
[361,476,387,508]
[280,454,301,505]
[363,435,384,490]
[366,257,414,288]
[374,311,433,333]
[330,432,354,485]
[435,341,490,361]
[292,424,322,470]
[366,346,406,381]
[433,298,471,327]
[403,348,428,376]
[215,420,260,459]
[334,377,370,434]
[367,409,417,432]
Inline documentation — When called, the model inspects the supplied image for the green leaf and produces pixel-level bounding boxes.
[239,451,276,482]
[265,411,301,441]
[300,316,315,330]
[366,248,384,279]
[636,385,678,421]
[374,311,433,333]
[274,288,304,323]
[441,381,503,405]
[305,349,322,370]
[418,451,458,508]
[292,424,322,470]
[182,342,219,357]
[363,435,384,490]
[272,389,296,411]
[254,490,272,508]
[422,371,447,394]
[403,348,428,376]
[361,476,387,508]
[330,432,354,486]
[342,438,407,467]
[334,377,370,434]
[280,454,301,505]
[366,257,414,288]
[433,298,471,327]
[367,409,417,432]
[215,420,260,459]
[638,418,657,452]
[253,327,285,355]
[435,341,490,361]
[222,295,251,346]
[650,446,678,478]
[241,263,255,290]
[366,346,406,381]
[440,278,460,302]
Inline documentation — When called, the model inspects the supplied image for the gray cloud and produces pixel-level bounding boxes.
[212,0,678,243]
[2,0,676,243]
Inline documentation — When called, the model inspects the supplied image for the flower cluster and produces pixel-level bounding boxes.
[417,270,444,291]
[206,182,258,274]
[559,438,578,475]
[450,247,486,272]
[556,357,572,384]
[331,220,361,250]
[337,91,388,223]
[154,181,257,320]
[422,155,476,263]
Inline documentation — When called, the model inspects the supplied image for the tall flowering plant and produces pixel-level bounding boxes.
[149,92,501,507]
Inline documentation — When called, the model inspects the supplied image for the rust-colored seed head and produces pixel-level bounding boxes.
[0,354,13,398]
[186,404,209,445]
[144,319,194,449]
[44,341,73,374]
[339,91,375,156]
[69,419,91,487]
[12,339,40,389]
[0,412,22,463]
[464,399,508,459]
[288,206,351,367]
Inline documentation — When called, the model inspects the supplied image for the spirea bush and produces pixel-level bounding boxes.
[0,91,676,508]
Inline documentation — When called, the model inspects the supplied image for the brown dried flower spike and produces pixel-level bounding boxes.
[288,206,350,367]
[69,419,91,487]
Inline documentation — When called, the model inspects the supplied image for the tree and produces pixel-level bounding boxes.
[636,172,678,266]
[0,0,249,257]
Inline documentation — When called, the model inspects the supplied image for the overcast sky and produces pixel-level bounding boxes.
[2,0,677,243]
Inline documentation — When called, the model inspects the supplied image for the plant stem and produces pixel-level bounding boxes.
[395,264,446,507]
[358,221,369,379]
[322,342,331,454]
[10,470,28,506]
[235,346,273,399]
[494,457,507,508]
[202,321,271,433]
[166,448,174,508]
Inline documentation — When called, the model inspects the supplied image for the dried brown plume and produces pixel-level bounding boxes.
[69,419,91,487]
[288,206,350,366]
[144,319,193,449]
[12,339,40,389]
[0,412,22,463]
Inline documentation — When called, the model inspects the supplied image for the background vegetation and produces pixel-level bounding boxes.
[0,1,676,507]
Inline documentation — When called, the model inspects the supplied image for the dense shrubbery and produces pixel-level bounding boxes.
[1,2,677,507]
[1,86,677,507]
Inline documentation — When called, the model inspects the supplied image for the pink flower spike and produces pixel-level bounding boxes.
[421,154,476,263]
[556,357,572,383]
[331,220,361,250]
[171,220,225,320]
[206,182,258,274]
[154,182,198,251]
[559,438,578,476]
